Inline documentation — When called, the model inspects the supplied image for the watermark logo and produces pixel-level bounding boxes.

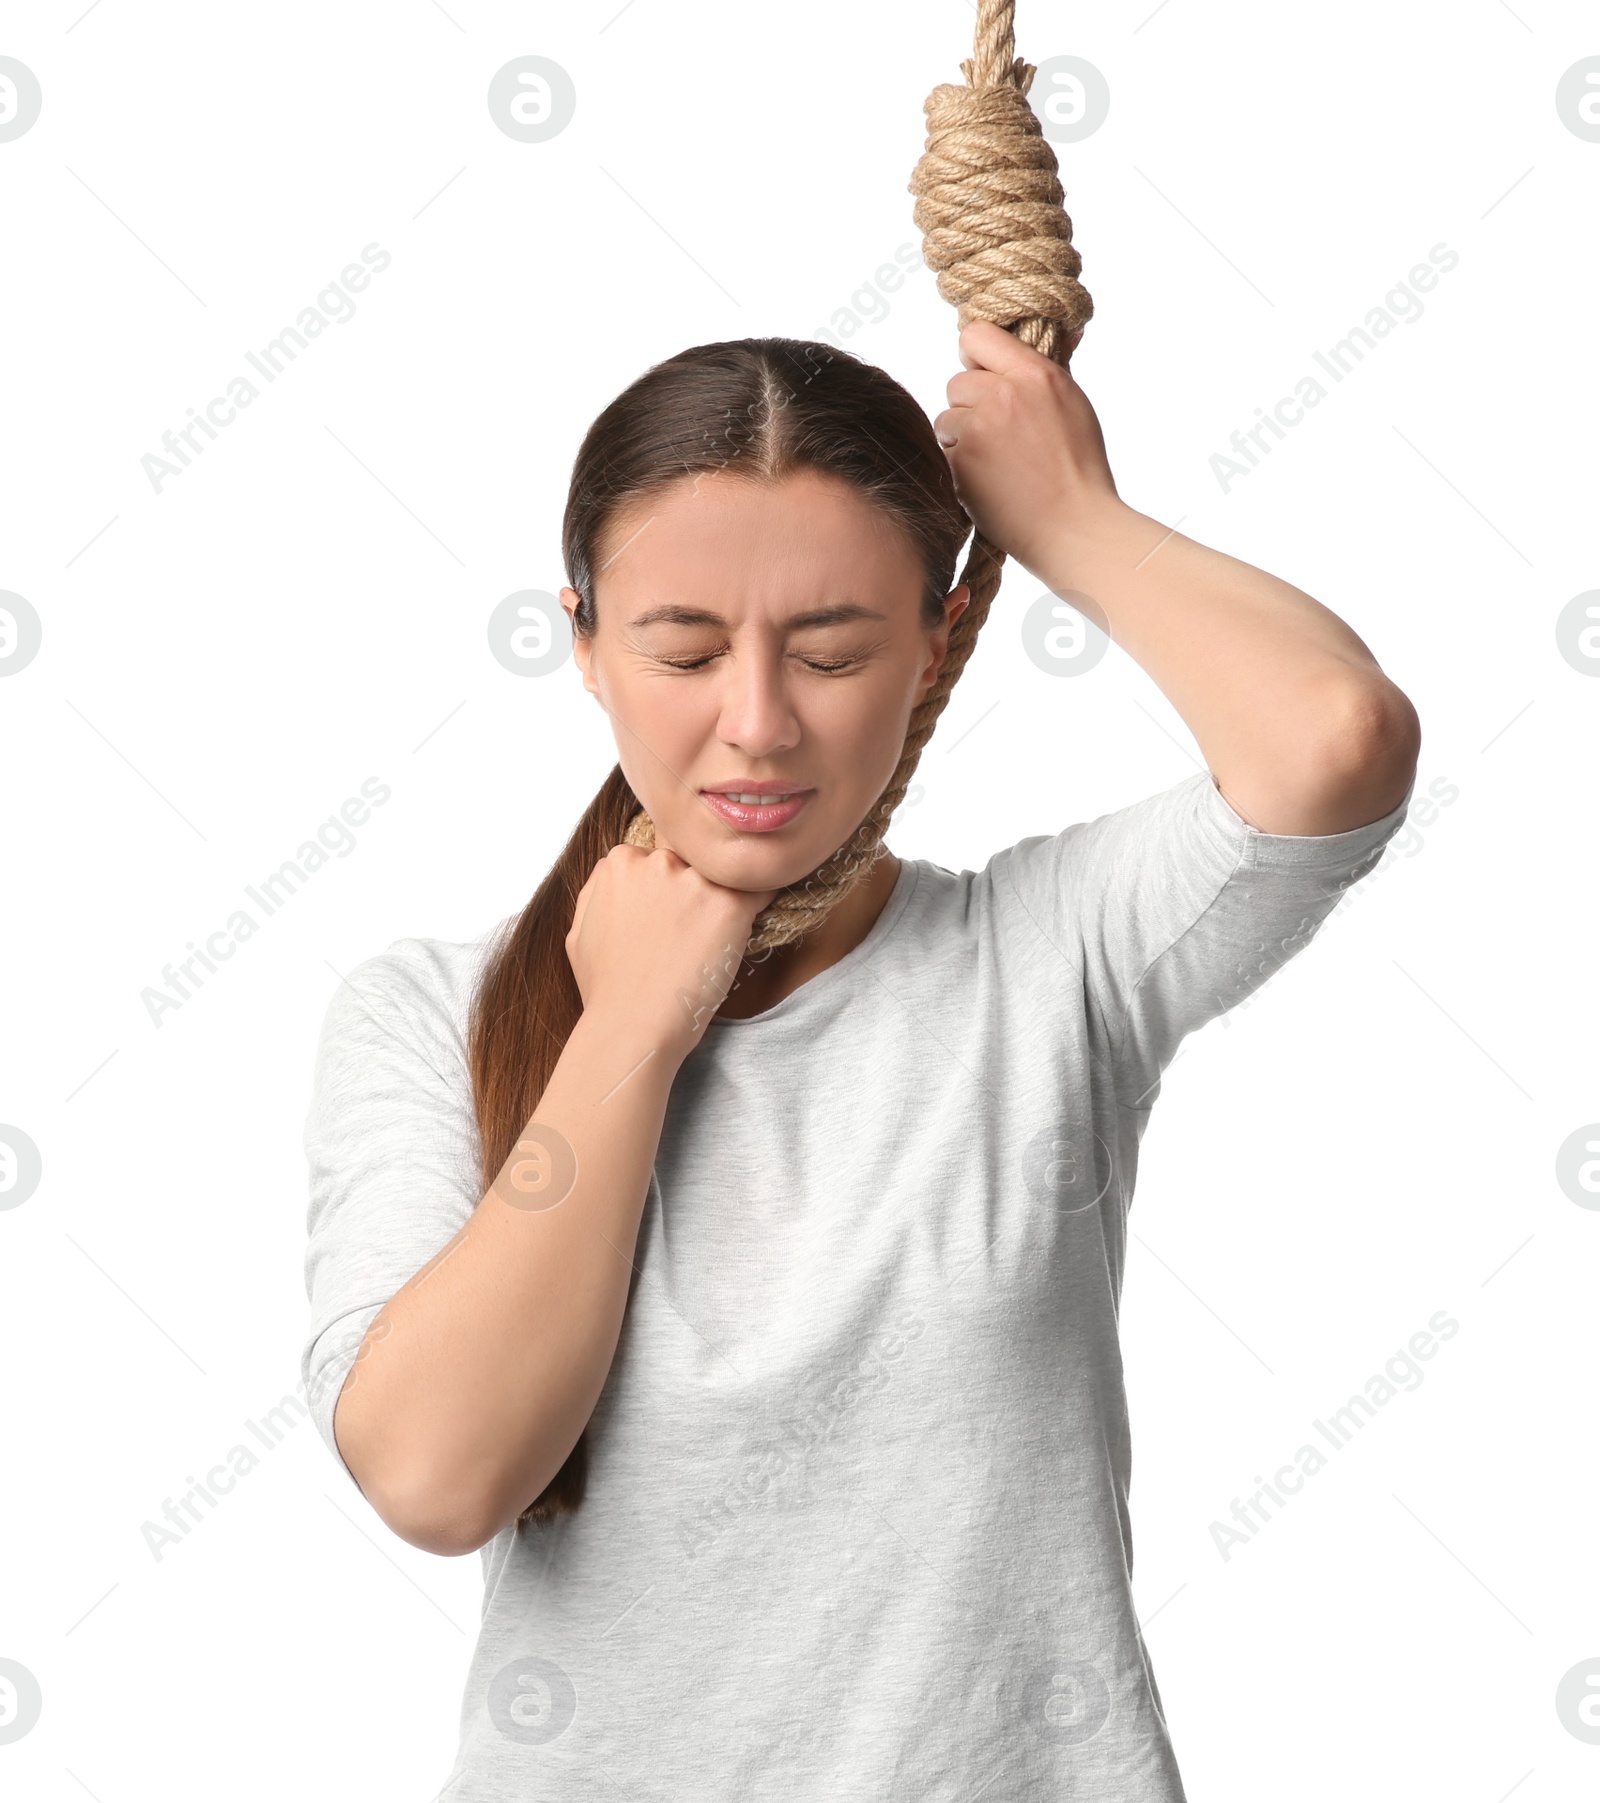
[0,591,42,676]
[488,589,572,676]
[1006,1655,1111,1744]
[0,1126,42,1212]
[0,58,42,142]
[488,57,576,142]
[1020,588,1109,676]
[1021,1123,1115,1215]
[1555,589,1600,675]
[1555,1124,1600,1211]
[492,1124,579,1213]
[487,1654,577,1743]
[1555,57,1600,141]
[1030,57,1110,143]
[1555,1657,1600,1743]
[0,1657,43,1743]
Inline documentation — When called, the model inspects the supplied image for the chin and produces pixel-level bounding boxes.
[667,821,834,894]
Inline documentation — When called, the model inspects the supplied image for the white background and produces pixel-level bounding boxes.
[2,1,1596,1798]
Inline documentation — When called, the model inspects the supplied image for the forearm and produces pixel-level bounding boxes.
[333,1004,683,1554]
[1028,500,1420,835]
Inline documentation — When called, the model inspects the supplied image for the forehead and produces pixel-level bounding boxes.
[594,469,923,611]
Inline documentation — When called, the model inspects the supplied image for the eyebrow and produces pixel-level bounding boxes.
[625,602,889,631]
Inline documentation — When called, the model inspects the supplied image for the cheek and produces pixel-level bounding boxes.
[809,673,915,788]
[602,669,728,827]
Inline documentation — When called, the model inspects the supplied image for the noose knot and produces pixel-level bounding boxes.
[908,66,1093,365]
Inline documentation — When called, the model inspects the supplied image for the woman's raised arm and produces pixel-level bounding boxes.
[933,318,1421,836]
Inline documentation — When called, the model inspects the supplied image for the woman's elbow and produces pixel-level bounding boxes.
[355,1460,502,1557]
[1305,674,1422,824]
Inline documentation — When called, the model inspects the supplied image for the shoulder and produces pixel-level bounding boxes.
[313,915,518,1057]
[895,771,1220,898]
[990,769,1235,872]
[885,771,1254,964]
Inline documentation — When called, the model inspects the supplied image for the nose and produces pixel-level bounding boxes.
[714,637,802,762]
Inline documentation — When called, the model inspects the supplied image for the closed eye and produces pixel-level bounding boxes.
[657,652,862,674]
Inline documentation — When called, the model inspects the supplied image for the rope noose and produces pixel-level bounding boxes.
[623,0,1092,957]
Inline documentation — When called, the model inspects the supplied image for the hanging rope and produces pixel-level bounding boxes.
[622,0,1092,955]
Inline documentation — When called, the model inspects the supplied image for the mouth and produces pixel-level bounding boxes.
[699,785,813,834]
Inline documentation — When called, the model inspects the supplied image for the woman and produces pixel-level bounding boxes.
[301,323,1419,1798]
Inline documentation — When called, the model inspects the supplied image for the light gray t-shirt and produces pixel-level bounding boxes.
[301,767,1412,1800]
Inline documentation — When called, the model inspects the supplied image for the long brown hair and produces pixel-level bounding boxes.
[468,337,971,1526]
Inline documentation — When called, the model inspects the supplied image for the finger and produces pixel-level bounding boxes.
[944,369,997,409]
[933,408,960,449]
[568,870,598,943]
[956,318,1008,370]
[569,851,614,938]
[956,317,1021,370]
[958,316,1050,378]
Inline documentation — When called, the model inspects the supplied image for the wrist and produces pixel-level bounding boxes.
[572,1000,693,1086]
[1022,494,1144,594]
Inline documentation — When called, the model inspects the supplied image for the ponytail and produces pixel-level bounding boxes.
[466,762,643,1524]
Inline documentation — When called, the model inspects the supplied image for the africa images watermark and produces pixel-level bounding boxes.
[1208,1307,1459,1561]
[139,1391,308,1562]
[140,242,392,494]
[1208,243,1460,494]
[140,776,390,1027]
[810,241,927,349]
[674,1308,928,1561]
[139,1319,390,1562]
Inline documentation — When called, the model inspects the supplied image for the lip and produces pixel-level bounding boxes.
[700,787,813,833]
[701,780,808,796]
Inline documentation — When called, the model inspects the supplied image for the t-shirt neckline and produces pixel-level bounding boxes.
[707,853,923,1029]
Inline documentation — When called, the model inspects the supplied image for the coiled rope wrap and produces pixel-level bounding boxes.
[622,0,1092,955]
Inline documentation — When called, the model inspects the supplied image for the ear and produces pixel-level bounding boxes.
[560,587,599,698]
[921,582,970,692]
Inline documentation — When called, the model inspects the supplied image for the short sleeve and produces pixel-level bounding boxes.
[993,767,1414,1108]
[299,940,487,1488]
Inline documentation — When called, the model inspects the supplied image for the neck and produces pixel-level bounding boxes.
[716,851,902,1020]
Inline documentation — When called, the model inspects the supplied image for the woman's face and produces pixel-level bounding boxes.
[560,468,968,895]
